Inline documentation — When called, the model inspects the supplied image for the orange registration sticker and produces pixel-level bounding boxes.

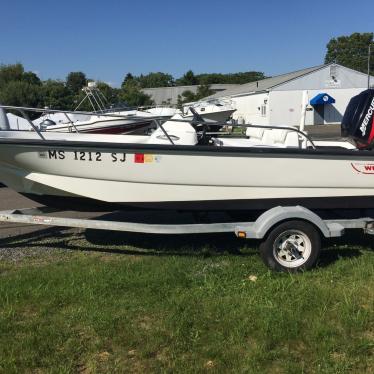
[144,154,154,163]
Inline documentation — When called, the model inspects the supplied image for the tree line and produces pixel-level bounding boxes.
[121,70,266,88]
[0,65,265,112]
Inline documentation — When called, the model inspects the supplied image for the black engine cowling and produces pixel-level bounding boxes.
[341,89,374,149]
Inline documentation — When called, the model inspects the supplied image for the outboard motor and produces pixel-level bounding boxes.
[341,89,374,149]
[0,105,10,130]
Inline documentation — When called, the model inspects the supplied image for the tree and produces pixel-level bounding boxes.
[325,32,374,74]
[0,64,44,118]
[40,80,73,109]
[121,72,174,88]
[119,80,154,107]
[96,82,120,105]
[0,63,24,87]
[121,73,134,88]
[174,70,266,86]
[66,71,87,93]
[137,72,174,88]
[177,84,214,106]
[197,71,265,85]
[195,84,214,99]
[0,81,42,118]
[22,71,42,86]
[176,70,198,86]
[0,63,42,88]
[177,90,196,106]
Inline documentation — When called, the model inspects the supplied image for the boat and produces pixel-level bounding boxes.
[33,109,161,134]
[31,83,236,135]
[32,82,166,135]
[146,99,236,123]
[181,99,236,122]
[0,89,373,215]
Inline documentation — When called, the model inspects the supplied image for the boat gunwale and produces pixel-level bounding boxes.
[0,137,368,159]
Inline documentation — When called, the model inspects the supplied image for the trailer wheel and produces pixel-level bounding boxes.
[259,220,321,272]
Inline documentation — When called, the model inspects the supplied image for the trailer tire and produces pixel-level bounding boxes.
[259,220,321,272]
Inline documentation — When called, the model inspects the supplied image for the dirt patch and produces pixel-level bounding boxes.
[97,351,111,362]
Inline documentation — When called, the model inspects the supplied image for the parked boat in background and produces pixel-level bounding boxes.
[31,82,164,134]
[33,109,161,134]
[26,83,236,134]
[182,99,236,122]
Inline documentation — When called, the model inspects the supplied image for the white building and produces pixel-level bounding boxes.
[206,64,374,126]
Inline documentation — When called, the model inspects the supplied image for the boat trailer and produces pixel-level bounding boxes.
[0,205,373,271]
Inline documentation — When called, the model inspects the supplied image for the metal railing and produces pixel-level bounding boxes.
[0,105,316,149]
[0,104,174,141]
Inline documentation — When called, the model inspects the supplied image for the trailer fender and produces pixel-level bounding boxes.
[235,206,344,239]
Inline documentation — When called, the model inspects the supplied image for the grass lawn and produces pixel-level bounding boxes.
[0,227,373,373]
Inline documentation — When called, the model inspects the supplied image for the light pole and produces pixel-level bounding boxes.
[369,42,373,88]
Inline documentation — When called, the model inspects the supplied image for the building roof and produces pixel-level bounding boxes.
[142,84,239,105]
[205,64,328,99]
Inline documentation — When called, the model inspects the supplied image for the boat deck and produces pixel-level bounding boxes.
[306,124,341,140]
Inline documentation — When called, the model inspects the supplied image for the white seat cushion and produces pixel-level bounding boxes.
[262,128,300,148]
[245,127,264,139]
[216,137,269,147]
[270,129,288,143]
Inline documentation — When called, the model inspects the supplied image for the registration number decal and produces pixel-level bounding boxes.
[45,150,127,163]
[42,150,161,164]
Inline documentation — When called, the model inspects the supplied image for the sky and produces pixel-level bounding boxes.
[0,0,373,87]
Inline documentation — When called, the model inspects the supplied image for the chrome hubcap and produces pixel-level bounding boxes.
[273,230,312,268]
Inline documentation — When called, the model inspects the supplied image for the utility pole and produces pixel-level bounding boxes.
[369,43,372,88]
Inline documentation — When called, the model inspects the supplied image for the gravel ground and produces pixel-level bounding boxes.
[0,225,85,263]
[0,244,72,263]
[0,187,102,262]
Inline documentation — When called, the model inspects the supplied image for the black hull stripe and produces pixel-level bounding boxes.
[22,193,374,212]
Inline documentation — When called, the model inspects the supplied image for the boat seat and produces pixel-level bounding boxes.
[262,128,301,148]
[216,126,302,148]
[245,127,264,140]
[214,138,261,147]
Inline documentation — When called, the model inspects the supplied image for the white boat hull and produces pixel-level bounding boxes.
[185,109,236,123]
[1,133,374,211]
[44,117,154,134]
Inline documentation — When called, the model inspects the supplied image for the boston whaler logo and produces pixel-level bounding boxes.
[351,162,374,174]
[359,97,374,136]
